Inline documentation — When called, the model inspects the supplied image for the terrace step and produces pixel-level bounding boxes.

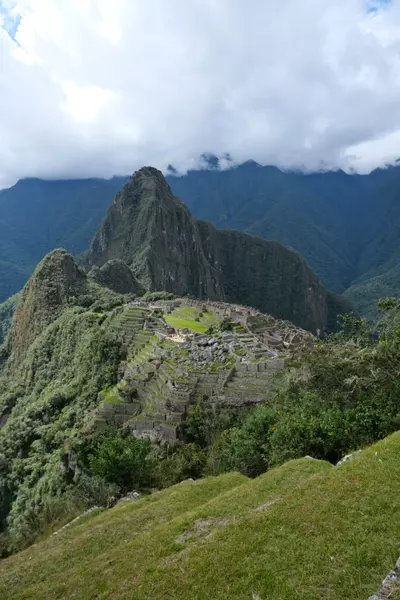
[225,380,281,392]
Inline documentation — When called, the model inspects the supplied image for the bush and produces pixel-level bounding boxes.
[151,443,206,489]
[7,491,84,553]
[206,405,276,477]
[0,533,10,558]
[183,400,239,448]
[74,474,120,508]
[88,430,154,492]
[0,307,123,538]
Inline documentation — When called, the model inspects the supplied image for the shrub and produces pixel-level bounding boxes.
[88,431,154,492]
[7,491,84,553]
[151,443,206,489]
[74,474,120,508]
[184,400,239,448]
[206,405,276,477]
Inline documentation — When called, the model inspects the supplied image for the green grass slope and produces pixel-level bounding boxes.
[3,434,400,600]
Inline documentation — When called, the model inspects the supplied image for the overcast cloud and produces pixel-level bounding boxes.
[1,0,400,187]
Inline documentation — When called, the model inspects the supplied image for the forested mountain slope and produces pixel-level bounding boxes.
[0,177,128,301]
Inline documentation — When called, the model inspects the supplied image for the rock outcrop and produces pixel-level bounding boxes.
[369,557,400,600]
[86,167,352,333]
[87,167,220,300]
[11,249,87,356]
[88,259,144,295]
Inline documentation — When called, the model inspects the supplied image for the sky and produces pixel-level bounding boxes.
[1,0,400,187]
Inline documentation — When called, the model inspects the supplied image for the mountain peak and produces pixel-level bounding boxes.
[105,166,179,217]
[86,166,350,333]
[11,249,87,356]
[129,166,174,200]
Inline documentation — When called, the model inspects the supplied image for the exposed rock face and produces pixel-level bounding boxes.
[87,167,220,300]
[88,259,144,295]
[11,249,87,356]
[86,167,352,333]
[368,557,400,600]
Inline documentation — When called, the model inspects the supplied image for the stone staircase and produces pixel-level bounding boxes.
[112,305,148,347]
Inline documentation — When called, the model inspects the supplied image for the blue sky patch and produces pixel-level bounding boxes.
[0,1,21,41]
[367,0,392,13]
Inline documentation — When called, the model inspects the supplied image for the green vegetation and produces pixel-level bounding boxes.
[163,306,220,334]
[0,305,123,551]
[0,251,130,552]
[202,304,400,475]
[3,288,400,558]
[0,293,18,346]
[86,431,154,490]
[91,297,400,517]
[164,313,208,333]
[1,434,400,599]
[4,165,400,596]
[88,259,144,295]
[3,164,400,317]
[0,176,128,302]
[99,387,127,405]
[2,229,400,599]
[142,291,176,301]
[345,262,400,320]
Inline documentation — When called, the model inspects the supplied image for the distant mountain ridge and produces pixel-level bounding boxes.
[0,177,128,301]
[1,161,400,315]
[84,166,350,333]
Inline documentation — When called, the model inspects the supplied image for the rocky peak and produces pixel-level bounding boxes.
[86,167,218,298]
[112,167,177,212]
[85,166,352,334]
[11,249,87,356]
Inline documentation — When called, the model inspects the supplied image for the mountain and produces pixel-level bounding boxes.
[10,249,87,357]
[85,166,349,333]
[168,161,368,293]
[2,162,400,316]
[169,162,400,318]
[0,177,128,302]
[1,182,400,587]
[88,259,144,295]
[344,262,400,319]
[0,242,330,551]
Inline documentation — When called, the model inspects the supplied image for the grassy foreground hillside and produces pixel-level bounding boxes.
[1,433,400,599]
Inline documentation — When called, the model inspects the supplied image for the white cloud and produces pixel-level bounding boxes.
[1,0,400,187]
[60,81,117,123]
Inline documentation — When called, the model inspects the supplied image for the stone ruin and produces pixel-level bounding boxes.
[95,299,314,441]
